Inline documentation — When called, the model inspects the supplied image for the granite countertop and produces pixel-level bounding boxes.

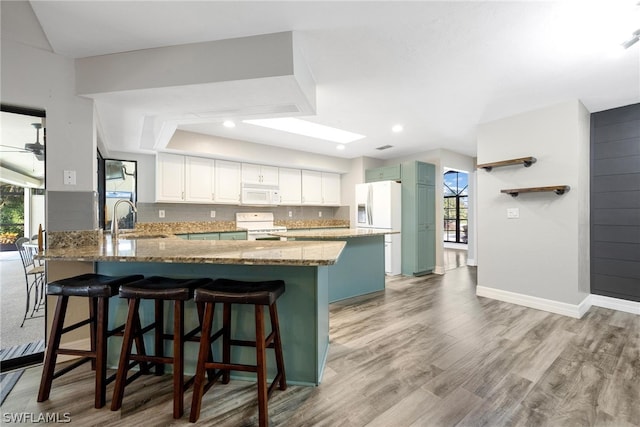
[39,235,345,266]
[270,228,400,239]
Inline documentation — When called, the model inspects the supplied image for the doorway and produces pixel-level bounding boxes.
[0,105,46,370]
[443,169,468,244]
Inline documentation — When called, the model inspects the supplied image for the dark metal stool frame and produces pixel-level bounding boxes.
[189,278,287,426]
[110,276,214,419]
[37,273,144,409]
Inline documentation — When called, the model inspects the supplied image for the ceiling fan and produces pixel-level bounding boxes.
[0,122,45,161]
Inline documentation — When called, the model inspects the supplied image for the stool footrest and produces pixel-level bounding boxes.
[60,317,93,335]
[229,333,276,349]
[130,354,173,365]
[204,361,258,374]
[51,356,92,380]
[56,348,95,358]
[183,326,202,342]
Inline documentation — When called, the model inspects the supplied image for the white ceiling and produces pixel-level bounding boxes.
[26,1,640,161]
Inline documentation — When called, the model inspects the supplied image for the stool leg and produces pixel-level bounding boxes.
[255,304,268,427]
[155,299,165,376]
[94,296,109,408]
[38,295,69,402]
[111,297,140,411]
[189,302,215,423]
[196,302,215,382]
[173,300,185,418]
[269,303,287,390]
[222,303,231,384]
[89,298,97,371]
[133,309,150,374]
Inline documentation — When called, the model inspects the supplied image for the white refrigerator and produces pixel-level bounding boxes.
[355,180,402,275]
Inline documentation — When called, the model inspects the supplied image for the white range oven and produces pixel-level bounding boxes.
[236,212,287,241]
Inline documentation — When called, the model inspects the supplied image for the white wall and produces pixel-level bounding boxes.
[476,100,590,310]
[1,2,96,194]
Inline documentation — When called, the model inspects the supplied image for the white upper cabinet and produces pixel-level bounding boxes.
[241,163,279,186]
[157,154,340,206]
[301,170,341,206]
[301,170,323,205]
[321,172,341,205]
[214,160,241,204]
[185,156,215,202]
[278,168,302,205]
[156,153,185,202]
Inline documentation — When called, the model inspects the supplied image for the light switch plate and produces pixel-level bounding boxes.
[210,210,216,218]
[507,208,519,219]
[159,210,165,218]
[63,170,76,185]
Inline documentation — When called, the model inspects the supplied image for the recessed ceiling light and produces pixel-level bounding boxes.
[223,120,236,128]
[392,124,404,133]
[243,117,365,143]
[336,144,345,150]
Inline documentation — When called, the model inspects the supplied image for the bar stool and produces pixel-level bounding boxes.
[110,276,213,419]
[189,278,287,426]
[37,273,144,409]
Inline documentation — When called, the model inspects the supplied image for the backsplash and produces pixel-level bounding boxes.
[137,203,350,224]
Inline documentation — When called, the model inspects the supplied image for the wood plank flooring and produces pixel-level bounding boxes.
[1,266,638,426]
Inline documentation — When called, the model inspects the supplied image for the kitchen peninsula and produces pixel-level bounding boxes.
[40,235,346,386]
[271,228,400,302]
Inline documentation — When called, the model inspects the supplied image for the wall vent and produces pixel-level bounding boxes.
[376,145,393,150]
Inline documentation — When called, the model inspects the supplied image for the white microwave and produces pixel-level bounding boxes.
[241,184,281,205]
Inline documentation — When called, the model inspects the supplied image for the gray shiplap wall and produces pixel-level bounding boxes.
[590,103,640,302]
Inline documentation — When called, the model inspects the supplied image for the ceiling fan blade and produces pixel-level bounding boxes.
[0,144,30,153]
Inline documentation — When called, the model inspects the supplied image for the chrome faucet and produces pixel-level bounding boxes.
[111,199,137,237]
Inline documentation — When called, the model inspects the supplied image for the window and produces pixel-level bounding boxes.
[443,170,468,244]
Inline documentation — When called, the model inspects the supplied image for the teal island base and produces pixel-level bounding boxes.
[97,262,330,386]
[287,234,386,303]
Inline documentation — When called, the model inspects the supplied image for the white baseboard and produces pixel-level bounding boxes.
[434,265,445,275]
[476,286,640,318]
[476,286,589,319]
[589,294,640,315]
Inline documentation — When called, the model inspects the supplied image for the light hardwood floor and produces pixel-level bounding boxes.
[1,266,638,426]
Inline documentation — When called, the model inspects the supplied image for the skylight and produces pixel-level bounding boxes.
[243,118,365,144]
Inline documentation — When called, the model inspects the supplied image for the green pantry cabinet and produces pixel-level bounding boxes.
[401,161,436,275]
[365,164,402,183]
[364,161,436,275]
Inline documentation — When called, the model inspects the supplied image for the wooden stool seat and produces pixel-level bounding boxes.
[37,273,144,409]
[110,276,213,419]
[189,278,287,426]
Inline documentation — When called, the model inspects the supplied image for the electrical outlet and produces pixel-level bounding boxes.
[159,210,165,218]
[210,210,216,218]
[318,211,322,218]
[288,211,292,218]
[507,208,519,219]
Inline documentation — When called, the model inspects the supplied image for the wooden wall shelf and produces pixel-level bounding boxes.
[477,157,537,171]
[501,185,570,197]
